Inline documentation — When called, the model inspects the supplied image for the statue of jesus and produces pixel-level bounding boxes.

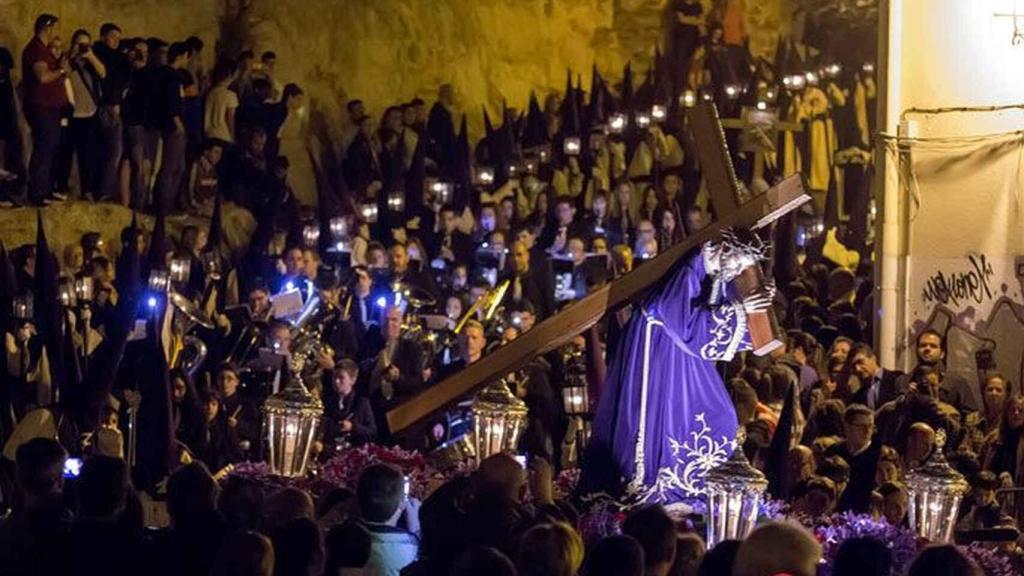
[578,232,773,506]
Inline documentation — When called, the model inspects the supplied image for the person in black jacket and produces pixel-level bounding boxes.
[504,239,554,320]
[850,343,904,410]
[321,359,377,454]
[170,368,207,458]
[92,23,130,201]
[359,305,424,440]
[152,42,190,214]
[199,391,243,474]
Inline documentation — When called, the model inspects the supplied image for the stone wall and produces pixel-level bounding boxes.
[1,0,795,138]
[0,0,797,254]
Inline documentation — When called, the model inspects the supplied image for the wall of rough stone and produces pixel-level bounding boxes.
[1,0,794,137]
[0,0,795,252]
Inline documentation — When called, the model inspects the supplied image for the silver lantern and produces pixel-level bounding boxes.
[471,380,528,462]
[906,429,968,542]
[705,427,768,548]
[263,376,324,477]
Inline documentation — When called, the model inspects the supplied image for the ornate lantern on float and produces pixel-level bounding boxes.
[263,373,324,477]
[906,429,969,542]
[704,427,768,548]
[471,380,528,461]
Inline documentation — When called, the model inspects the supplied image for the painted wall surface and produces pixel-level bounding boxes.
[880,0,1024,391]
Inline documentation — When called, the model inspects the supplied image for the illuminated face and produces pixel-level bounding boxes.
[452,266,468,289]
[556,203,574,226]
[516,229,535,250]
[270,326,291,354]
[513,241,530,273]
[844,413,874,449]
[1008,398,1024,429]
[389,245,408,273]
[172,377,187,401]
[883,491,908,526]
[592,196,608,218]
[103,29,121,50]
[501,326,519,345]
[643,189,658,212]
[685,209,705,232]
[285,248,304,276]
[830,340,852,364]
[206,397,220,421]
[489,231,506,253]
[592,237,608,255]
[637,221,655,241]
[333,370,356,396]
[568,238,586,265]
[218,369,240,398]
[661,210,676,232]
[851,351,879,380]
[303,250,319,279]
[442,210,458,234]
[615,183,632,206]
[663,175,682,196]
[355,270,372,296]
[465,326,486,359]
[446,296,463,320]
[501,199,515,222]
[248,289,270,315]
[480,207,497,232]
[916,333,944,365]
[984,377,1007,414]
[519,311,536,332]
[383,307,403,340]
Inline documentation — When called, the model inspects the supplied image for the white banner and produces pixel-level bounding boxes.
[899,130,1024,406]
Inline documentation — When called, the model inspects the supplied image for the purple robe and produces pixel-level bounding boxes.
[579,251,750,506]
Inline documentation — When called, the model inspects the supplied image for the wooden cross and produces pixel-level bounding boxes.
[386,102,811,437]
[720,106,803,183]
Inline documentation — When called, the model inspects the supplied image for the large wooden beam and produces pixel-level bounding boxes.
[387,174,809,434]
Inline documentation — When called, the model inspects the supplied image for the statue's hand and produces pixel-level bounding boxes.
[742,291,774,315]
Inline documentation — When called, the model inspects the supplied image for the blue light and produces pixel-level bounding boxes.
[375,296,387,308]
[147,296,157,308]
[285,281,295,292]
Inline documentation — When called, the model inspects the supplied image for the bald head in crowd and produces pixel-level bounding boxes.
[733,521,822,576]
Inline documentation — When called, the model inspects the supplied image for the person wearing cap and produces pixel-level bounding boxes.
[22,14,70,206]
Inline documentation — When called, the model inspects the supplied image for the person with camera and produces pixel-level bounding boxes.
[55,29,106,201]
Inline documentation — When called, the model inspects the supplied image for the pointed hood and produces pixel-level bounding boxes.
[404,130,428,216]
[454,115,473,211]
[522,92,548,150]
[588,64,607,125]
[135,314,175,490]
[147,202,168,273]
[561,76,581,138]
[207,191,224,254]
[34,212,65,406]
[483,106,495,139]
[765,383,799,499]
[0,241,15,329]
[620,61,634,114]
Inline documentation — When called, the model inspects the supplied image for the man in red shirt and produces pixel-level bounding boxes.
[21,14,68,205]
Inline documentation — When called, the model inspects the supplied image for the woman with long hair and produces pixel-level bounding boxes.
[170,368,207,458]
